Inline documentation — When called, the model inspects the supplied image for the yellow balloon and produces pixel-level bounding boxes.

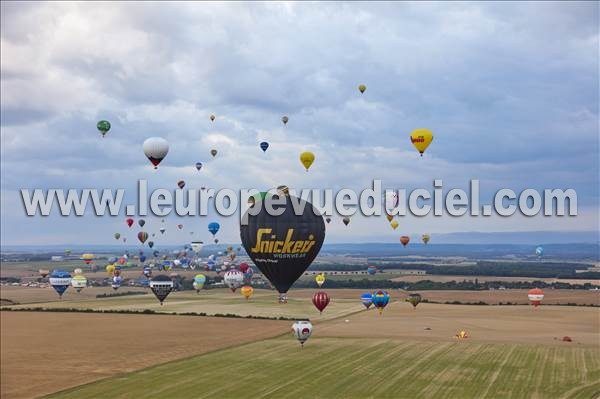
[240,285,253,300]
[390,220,399,230]
[358,84,366,93]
[315,273,325,287]
[410,128,433,156]
[300,151,315,171]
[106,264,115,276]
[385,213,393,222]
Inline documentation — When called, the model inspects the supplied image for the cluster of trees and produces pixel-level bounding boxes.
[293,278,597,291]
[309,261,599,279]
[96,291,147,298]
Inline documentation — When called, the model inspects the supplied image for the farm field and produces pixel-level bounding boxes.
[0,312,290,399]
[47,337,600,399]
[2,295,598,398]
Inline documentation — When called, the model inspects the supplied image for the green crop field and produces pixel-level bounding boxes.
[48,337,600,399]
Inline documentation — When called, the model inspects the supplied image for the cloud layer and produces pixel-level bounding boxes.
[1,2,598,245]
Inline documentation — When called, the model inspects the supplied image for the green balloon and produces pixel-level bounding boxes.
[97,120,111,136]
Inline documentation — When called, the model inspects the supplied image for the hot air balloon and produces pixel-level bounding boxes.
[71,275,87,293]
[177,180,185,189]
[259,141,269,152]
[242,267,254,284]
[191,241,204,255]
[358,84,366,94]
[148,241,154,248]
[97,120,111,137]
[422,234,431,244]
[528,288,544,307]
[385,191,399,213]
[240,193,325,303]
[343,217,350,226]
[138,231,149,244]
[241,285,254,300]
[126,218,134,227]
[281,116,288,125]
[210,149,217,157]
[73,268,83,275]
[210,114,216,122]
[214,238,219,244]
[312,291,330,314]
[177,224,183,230]
[159,227,166,235]
[111,275,122,290]
[325,217,331,224]
[208,222,220,237]
[300,151,315,171]
[143,266,152,278]
[140,254,147,263]
[372,290,390,315]
[39,269,50,279]
[406,293,422,309]
[390,220,399,230]
[79,254,94,266]
[400,236,410,247]
[143,137,169,169]
[385,213,394,222]
[410,128,433,156]
[367,265,377,275]
[292,320,313,347]
[535,246,544,258]
[315,273,325,288]
[138,219,146,228]
[193,274,206,292]
[224,269,244,293]
[106,264,115,276]
[361,292,373,309]
[239,263,249,274]
[195,162,203,171]
[49,270,71,298]
[150,275,174,305]
[114,233,121,240]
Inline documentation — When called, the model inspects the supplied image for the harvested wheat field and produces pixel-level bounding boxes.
[0,285,148,305]
[0,312,290,399]
[318,303,600,346]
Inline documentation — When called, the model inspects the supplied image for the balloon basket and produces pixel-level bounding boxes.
[278,293,288,304]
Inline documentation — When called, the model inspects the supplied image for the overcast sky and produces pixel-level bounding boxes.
[1,2,598,245]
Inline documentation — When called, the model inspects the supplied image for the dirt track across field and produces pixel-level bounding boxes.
[0,312,290,399]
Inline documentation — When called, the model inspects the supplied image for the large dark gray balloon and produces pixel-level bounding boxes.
[240,193,325,302]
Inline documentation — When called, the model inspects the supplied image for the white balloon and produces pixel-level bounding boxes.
[292,320,313,346]
[143,137,169,169]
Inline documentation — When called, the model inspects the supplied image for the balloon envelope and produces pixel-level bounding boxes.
[49,270,71,298]
[150,275,174,305]
[300,151,315,171]
[292,320,313,346]
[361,292,373,309]
[240,194,325,301]
[143,137,169,169]
[410,128,433,156]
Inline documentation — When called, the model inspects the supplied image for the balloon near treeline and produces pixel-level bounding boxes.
[240,193,325,303]
[422,234,431,244]
[150,275,174,305]
[292,320,312,347]
[315,273,325,288]
[241,285,254,300]
[193,274,206,292]
[410,128,433,156]
[49,270,71,298]
[406,293,422,309]
[528,288,544,307]
[372,290,390,315]
[312,291,330,314]
[361,292,373,309]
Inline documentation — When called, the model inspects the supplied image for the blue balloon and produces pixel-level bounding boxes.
[140,255,147,263]
[367,266,377,275]
[372,290,390,314]
[208,222,220,237]
[49,270,71,298]
[535,246,544,257]
[153,250,160,257]
[260,141,269,152]
[361,292,373,309]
